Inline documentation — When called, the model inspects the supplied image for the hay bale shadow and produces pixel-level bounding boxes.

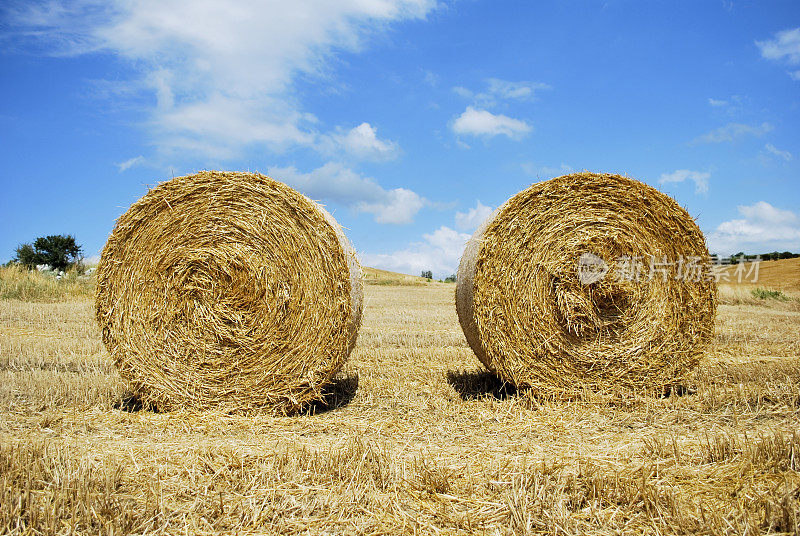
[662,384,696,398]
[301,374,359,415]
[113,392,152,413]
[446,369,516,401]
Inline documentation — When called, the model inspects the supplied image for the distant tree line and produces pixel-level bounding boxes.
[420,270,457,283]
[10,235,83,271]
[755,251,799,261]
[711,251,799,263]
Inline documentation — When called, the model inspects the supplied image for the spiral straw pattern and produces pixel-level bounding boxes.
[456,172,716,395]
[96,171,363,412]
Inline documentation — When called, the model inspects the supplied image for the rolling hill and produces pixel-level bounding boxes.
[725,256,800,291]
[362,266,433,285]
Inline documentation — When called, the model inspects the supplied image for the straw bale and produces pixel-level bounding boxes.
[95,171,363,412]
[456,172,717,395]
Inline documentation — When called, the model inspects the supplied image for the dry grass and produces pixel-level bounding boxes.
[1,277,799,534]
[95,171,363,413]
[0,265,94,302]
[718,284,800,311]
[717,258,800,312]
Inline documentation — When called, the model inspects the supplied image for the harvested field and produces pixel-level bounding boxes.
[1,269,799,535]
[728,257,800,292]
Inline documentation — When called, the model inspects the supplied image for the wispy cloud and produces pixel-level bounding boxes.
[756,27,800,80]
[422,70,439,87]
[116,155,144,172]
[521,162,573,178]
[764,143,793,162]
[707,95,746,115]
[452,86,473,99]
[484,78,551,100]
[707,201,800,255]
[453,78,551,107]
[659,169,710,194]
[540,163,574,177]
[4,0,436,159]
[451,106,531,140]
[269,162,427,225]
[692,122,773,144]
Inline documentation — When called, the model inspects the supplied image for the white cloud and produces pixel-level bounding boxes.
[268,162,427,224]
[451,106,531,140]
[151,93,316,160]
[738,202,799,225]
[7,0,436,158]
[116,155,145,172]
[764,143,793,161]
[659,169,710,194]
[319,122,399,161]
[692,122,773,144]
[756,27,800,80]
[360,201,497,277]
[708,98,728,107]
[356,188,427,225]
[455,200,493,231]
[360,226,470,277]
[756,27,800,63]
[707,201,800,255]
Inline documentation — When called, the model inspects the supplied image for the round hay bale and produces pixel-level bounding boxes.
[456,172,717,395]
[96,171,363,413]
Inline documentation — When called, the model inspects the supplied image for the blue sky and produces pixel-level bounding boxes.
[1,0,798,277]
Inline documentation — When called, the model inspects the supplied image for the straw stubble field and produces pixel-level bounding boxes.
[1,268,799,535]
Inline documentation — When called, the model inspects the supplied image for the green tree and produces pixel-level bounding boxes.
[13,243,40,268]
[421,270,433,280]
[14,235,83,271]
[34,235,82,271]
